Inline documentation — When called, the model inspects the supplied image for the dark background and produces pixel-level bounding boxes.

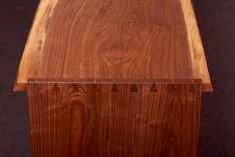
[0,0,235,156]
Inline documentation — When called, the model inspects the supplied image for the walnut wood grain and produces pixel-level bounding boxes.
[27,82,202,157]
[14,0,212,92]
[180,0,212,91]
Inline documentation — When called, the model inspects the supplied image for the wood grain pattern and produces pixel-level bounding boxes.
[180,0,213,91]
[14,0,59,91]
[14,0,212,92]
[27,82,202,157]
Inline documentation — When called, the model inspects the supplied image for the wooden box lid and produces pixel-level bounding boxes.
[14,0,212,92]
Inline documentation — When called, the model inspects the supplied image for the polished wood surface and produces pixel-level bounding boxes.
[14,0,212,92]
[181,0,212,91]
[15,1,211,156]
[27,82,202,157]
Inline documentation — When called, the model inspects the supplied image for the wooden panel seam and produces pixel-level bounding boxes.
[27,82,202,157]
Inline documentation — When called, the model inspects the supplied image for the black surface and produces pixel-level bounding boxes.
[0,0,235,157]
[194,1,235,157]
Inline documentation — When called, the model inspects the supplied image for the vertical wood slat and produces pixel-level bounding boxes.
[27,83,202,157]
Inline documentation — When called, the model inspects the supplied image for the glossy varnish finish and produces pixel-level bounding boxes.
[14,0,212,91]
[27,82,202,157]
[15,0,212,156]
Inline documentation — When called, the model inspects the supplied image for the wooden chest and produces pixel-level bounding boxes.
[14,0,212,156]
